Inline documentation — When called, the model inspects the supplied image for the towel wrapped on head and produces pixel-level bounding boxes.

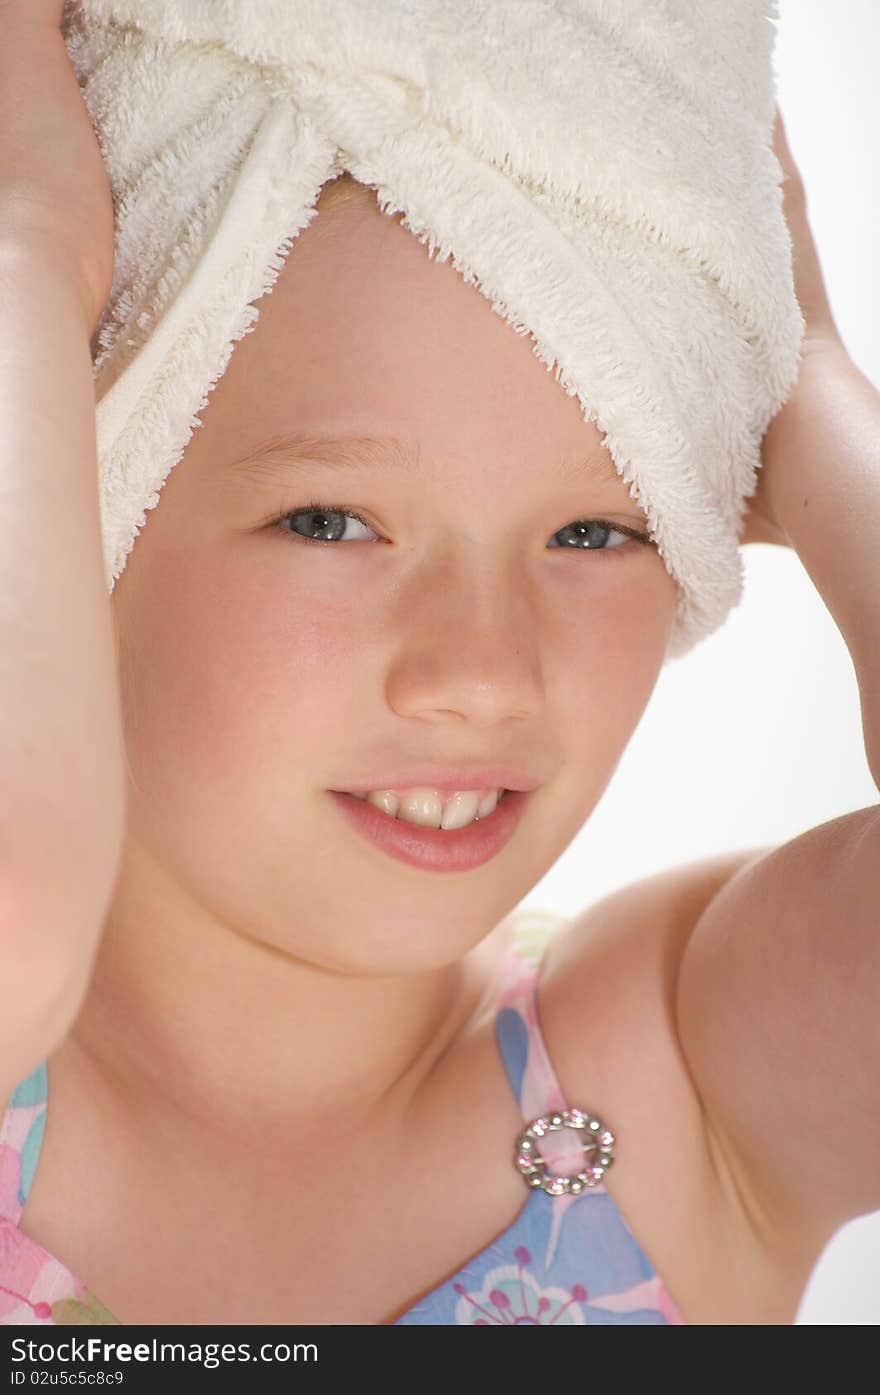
[61,0,804,661]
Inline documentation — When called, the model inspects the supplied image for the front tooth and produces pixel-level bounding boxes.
[366,790,399,817]
[440,790,481,830]
[477,789,500,818]
[397,788,444,828]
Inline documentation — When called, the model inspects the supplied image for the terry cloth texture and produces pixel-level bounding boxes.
[61,0,805,661]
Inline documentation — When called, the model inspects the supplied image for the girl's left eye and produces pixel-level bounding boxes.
[271,504,652,552]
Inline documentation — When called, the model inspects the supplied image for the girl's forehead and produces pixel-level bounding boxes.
[193,189,616,480]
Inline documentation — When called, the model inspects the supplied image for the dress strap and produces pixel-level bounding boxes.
[0,1062,48,1226]
[493,908,589,1179]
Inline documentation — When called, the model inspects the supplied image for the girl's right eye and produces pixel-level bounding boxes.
[276,505,380,544]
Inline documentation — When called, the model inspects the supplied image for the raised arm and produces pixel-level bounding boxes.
[676,110,880,1252]
[0,0,126,1097]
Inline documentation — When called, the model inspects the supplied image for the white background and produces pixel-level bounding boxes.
[521,0,879,1325]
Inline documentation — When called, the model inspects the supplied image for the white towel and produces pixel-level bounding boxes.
[61,0,804,660]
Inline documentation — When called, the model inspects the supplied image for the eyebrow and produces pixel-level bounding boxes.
[222,430,626,489]
[224,432,418,478]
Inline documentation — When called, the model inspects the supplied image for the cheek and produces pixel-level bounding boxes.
[600,577,675,709]
[547,563,676,763]
[114,550,366,812]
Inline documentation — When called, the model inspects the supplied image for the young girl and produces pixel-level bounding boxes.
[1,0,878,1327]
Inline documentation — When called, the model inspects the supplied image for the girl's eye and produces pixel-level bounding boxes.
[272,505,651,552]
[276,505,379,544]
[547,519,650,552]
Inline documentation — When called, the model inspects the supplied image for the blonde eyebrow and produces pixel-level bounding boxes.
[223,430,625,489]
[223,432,417,478]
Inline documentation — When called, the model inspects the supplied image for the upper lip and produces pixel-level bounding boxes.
[331,768,542,793]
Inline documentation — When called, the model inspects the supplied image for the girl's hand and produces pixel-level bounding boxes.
[0,0,115,332]
[738,106,852,548]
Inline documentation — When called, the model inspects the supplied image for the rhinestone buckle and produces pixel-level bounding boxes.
[514,1108,616,1196]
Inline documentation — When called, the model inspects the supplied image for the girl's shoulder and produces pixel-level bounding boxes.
[530,850,819,1324]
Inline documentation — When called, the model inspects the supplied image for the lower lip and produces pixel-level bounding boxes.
[327,789,532,873]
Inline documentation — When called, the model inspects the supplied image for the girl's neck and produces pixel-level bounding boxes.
[66,892,504,1158]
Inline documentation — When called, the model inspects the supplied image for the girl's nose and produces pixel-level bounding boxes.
[384,560,544,727]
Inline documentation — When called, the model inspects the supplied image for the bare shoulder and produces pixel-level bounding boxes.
[534,847,821,1323]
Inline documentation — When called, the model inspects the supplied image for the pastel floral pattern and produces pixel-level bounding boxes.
[454,1247,588,1324]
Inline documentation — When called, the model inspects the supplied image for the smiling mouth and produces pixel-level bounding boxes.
[337,787,508,831]
[327,786,531,873]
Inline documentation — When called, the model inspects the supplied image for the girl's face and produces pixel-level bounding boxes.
[109,179,678,975]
